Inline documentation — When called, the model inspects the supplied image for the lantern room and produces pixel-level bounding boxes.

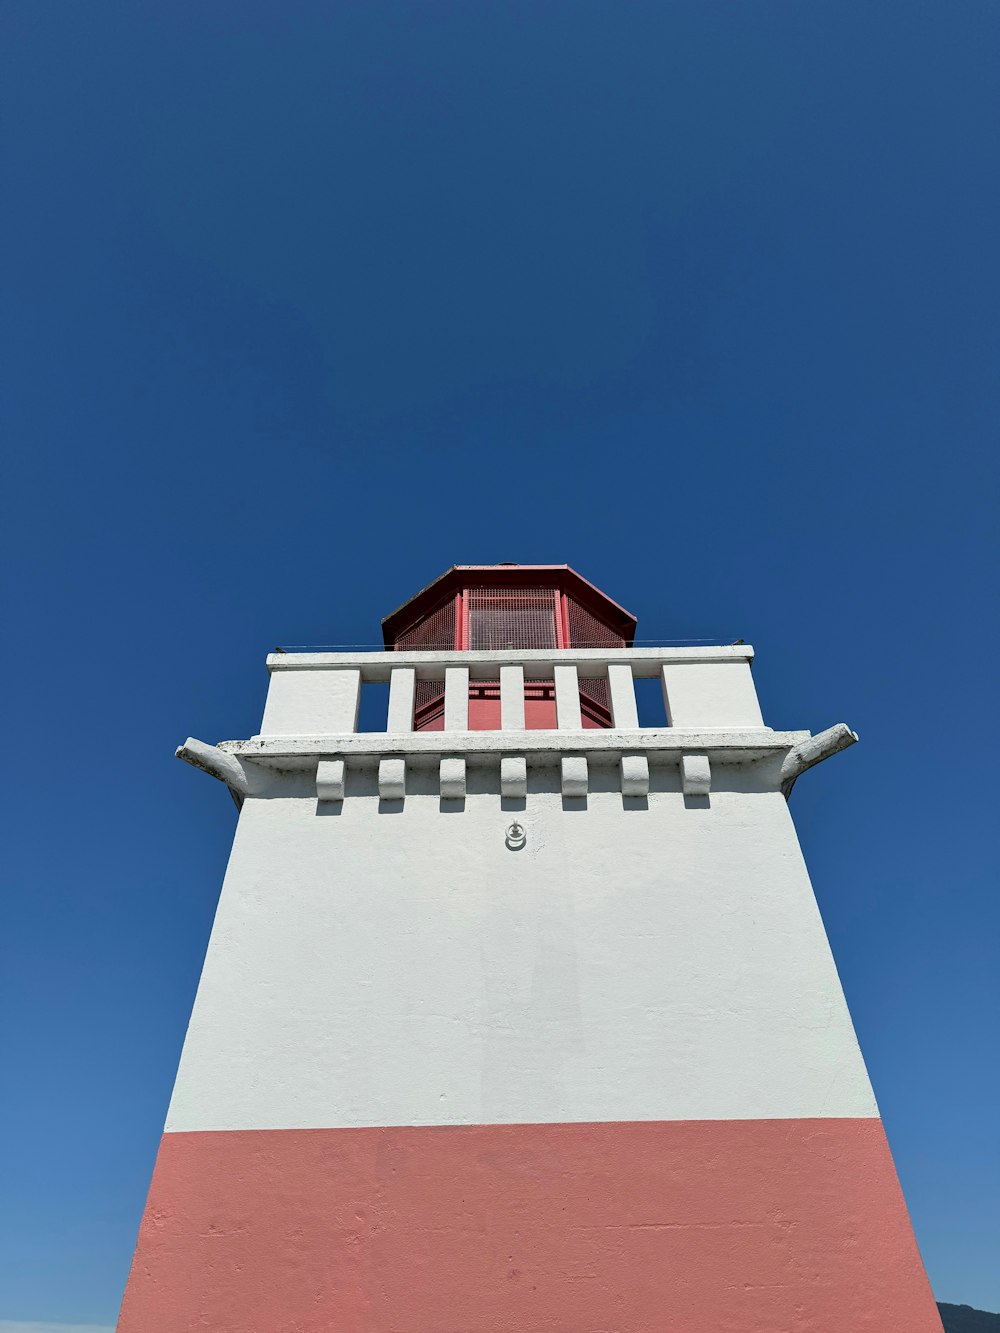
[381,564,637,731]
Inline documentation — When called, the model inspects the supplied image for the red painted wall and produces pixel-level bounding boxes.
[119,1119,943,1333]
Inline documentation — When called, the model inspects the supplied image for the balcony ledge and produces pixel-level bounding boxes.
[218,726,804,771]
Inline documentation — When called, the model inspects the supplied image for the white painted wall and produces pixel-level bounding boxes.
[661,660,764,729]
[166,772,876,1133]
[260,668,361,736]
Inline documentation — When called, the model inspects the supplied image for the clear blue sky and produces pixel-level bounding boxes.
[1,2,997,1324]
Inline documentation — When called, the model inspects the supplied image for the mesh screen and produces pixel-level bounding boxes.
[396,599,454,728]
[393,584,620,731]
[467,587,558,651]
[394,597,457,651]
[565,596,625,648]
[413,679,445,728]
[580,676,612,725]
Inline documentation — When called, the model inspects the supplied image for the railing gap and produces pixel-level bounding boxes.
[633,676,668,727]
[357,681,390,733]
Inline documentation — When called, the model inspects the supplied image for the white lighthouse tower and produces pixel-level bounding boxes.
[119,564,942,1331]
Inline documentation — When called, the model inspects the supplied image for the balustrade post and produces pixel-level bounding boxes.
[554,662,587,796]
[386,667,416,733]
[500,664,525,731]
[607,663,639,729]
[554,663,582,729]
[444,666,470,731]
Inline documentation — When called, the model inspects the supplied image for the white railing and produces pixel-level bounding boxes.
[261,645,764,736]
[260,645,768,741]
[181,646,855,805]
[237,646,777,800]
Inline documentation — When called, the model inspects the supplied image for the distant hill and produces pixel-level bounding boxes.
[939,1305,1000,1332]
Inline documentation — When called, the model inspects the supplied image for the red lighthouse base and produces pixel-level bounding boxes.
[119,1117,942,1332]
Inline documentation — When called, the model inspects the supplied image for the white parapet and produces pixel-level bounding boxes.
[660,659,764,730]
[260,667,361,736]
[197,646,858,805]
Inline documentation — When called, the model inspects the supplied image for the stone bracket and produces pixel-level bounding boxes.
[439,756,467,800]
[500,756,527,798]
[232,737,861,805]
[378,757,406,800]
[621,753,650,797]
[316,757,346,802]
[561,755,589,798]
[681,753,711,797]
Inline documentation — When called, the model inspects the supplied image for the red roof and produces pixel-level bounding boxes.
[381,564,636,647]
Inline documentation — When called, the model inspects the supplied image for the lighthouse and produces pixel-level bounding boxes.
[119,564,942,1331]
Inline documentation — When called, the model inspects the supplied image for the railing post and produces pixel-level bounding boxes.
[341,669,363,733]
[659,663,672,727]
[554,662,587,796]
[500,664,525,731]
[441,664,469,799]
[554,663,582,729]
[444,666,470,731]
[387,667,416,733]
[607,663,639,729]
[608,662,648,795]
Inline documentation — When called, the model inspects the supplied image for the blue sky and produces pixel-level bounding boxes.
[1,1,997,1324]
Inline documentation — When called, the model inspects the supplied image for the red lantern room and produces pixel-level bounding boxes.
[382,564,637,732]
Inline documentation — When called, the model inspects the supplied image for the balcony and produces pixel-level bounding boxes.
[191,644,827,804]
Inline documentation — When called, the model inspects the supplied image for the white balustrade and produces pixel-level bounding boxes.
[660,659,763,730]
[256,645,766,801]
[264,649,761,737]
